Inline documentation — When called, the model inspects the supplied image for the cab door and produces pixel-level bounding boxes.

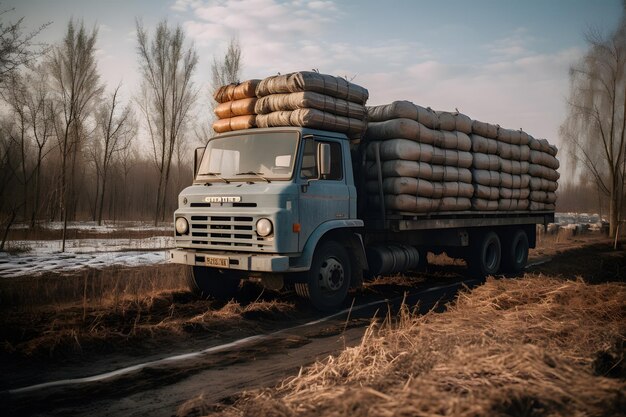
[298,137,350,251]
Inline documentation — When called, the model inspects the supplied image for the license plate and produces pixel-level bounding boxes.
[205,256,229,268]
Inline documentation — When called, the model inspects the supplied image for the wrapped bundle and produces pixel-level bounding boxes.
[367,101,438,128]
[492,128,532,211]
[255,71,369,104]
[212,79,261,133]
[365,160,472,183]
[255,109,365,137]
[365,118,472,151]
[255,71,368,141]
[254,91,365,119]
[528,137,559,210]
[470,128,500,210]
[471,120,499,139]
[364,102,474,214]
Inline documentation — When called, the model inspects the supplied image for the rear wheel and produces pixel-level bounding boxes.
[186,266,241,300]
[501,229,529,273]
[468,231,501,277]
[295,241,351,312]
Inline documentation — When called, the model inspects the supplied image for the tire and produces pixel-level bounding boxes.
[501,229,529,273]
[468,231,501,277]
[186,266,241,300]
[296,241,351,312]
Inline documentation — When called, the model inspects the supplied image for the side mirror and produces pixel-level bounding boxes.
[318,143,331,177]
[194,146,205,178]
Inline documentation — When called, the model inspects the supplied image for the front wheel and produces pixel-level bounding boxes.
[295,241,351,312]
[186,266,241,300]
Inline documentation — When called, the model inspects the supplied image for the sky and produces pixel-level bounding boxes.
[5,0,624,154]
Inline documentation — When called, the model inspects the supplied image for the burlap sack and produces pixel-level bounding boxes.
[473,153,500,170]
[529,150,560,169]
[529,202,555,211]
[213,79,261,103]
[255,109,365,137]
[366,177,473,198]
[366,101,438,129]
[497,142,530,161]
[364,160,472,183]
[472,198,499,211]
[471,120,499,139]
[497,128,530,145]
[498,199,529,211]
[365,119,472,151]
[474,184,500,200]
[214,98,257,119]
[500,173,529,189]
[530,191,557,204]
[254,91,366,119]
[367,140,472,168]
[529,177,559,192]
[472,169,501,187]
[436,111,472,134]
[500,159,529,175]
[212,115,256,133]
[256,71,369,104]
[470,134,498,154]
[500,188,530,199]
[528,164,560,181]
[529,138,558,156]
[370,194,471,213]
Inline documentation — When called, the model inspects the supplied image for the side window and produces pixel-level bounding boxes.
[299,139,343,181]
[300,139,318,179]
[324,141,343,180]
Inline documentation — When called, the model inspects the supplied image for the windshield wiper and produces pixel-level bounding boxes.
[198,172,230,184]
[236,171,271,183]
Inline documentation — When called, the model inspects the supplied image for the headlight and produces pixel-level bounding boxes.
[175,217,189,235]
[256,218,273,237]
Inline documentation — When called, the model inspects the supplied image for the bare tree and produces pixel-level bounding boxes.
[211,36,242,92]
[561,3,626,237]
[136,19,198,225]
[0,7,50,87]
[93,83,134,225]
[49,19,103,251]
[25,65,55,227]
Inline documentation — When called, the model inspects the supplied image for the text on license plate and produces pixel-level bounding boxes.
[205,256,229,268]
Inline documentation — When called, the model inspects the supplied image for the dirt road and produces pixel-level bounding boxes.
[2,233,624,417]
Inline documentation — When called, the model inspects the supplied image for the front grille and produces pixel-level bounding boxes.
[188,215,273,250]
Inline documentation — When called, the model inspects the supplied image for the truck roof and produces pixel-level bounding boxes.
[214,127,350,141]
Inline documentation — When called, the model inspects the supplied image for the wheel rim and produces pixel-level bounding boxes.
[484,241,499,271]
[318,257,344,291]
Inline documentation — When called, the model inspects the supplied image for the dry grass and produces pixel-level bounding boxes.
[0,265,295,358]
[0,264,189,309]
[200,275,626,417]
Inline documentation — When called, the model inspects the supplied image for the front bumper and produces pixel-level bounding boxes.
[168,248,291,272]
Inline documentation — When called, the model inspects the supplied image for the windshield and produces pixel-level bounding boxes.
[196,131,299,182]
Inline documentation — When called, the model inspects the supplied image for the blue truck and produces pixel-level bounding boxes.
[168,127,554,311]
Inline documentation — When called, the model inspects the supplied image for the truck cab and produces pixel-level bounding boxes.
[168,127,366,311]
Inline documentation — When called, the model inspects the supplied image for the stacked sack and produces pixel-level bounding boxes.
[495,127,531,211]
[469,122,531,211]
[528,138,559,210]
[363,101,474,214]
[254,71,369,141]
[212,79,261,133]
